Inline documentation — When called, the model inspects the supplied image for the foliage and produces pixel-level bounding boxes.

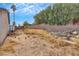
[23,21,30,27]
[34,3,79,25]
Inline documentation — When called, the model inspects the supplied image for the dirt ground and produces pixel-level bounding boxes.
[0,29,79,56]
[0,30,55,56]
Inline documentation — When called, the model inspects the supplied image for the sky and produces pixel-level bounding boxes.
[0,3,50,26]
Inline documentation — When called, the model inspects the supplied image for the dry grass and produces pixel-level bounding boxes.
[0,40,18,55]
[0,29,79,55]
[24,29,79,48]
[24,29,52,36]
[23,29,79,55]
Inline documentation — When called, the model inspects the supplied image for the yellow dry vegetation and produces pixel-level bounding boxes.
[70,37,79,44]
[0,29,79,55]
[24,29,51,36]
[0,40,18,54]
[24,29,79,48]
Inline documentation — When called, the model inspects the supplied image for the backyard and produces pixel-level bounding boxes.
[0,28,79,56]
[1,3,79,56]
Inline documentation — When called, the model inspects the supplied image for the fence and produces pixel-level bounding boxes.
[28,24,79,36]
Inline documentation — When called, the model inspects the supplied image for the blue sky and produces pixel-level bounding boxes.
[0,3,50,26]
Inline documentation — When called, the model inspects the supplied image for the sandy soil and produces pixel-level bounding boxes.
[0,30,55,56]
[0,29,79,56]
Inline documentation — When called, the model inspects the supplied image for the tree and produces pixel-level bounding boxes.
[23,21,30,28]
[34,6,51,24]
[34,3,79,25]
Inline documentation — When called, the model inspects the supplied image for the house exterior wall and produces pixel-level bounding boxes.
[0,9,9,45]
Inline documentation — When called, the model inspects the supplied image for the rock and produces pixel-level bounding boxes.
[64,30,79,40]
[71,30,78,35]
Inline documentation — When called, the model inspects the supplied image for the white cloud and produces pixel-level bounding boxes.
[14,3,49,16]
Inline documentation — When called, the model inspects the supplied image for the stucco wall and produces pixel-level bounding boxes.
[0,9,9,44]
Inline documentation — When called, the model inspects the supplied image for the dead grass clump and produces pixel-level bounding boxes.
[0,40,18,54]
[70,37,79,43]
[24,29,52,37]
[49,38,71,48]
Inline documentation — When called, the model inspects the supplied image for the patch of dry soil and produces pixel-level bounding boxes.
[0,30,79,56]
[0,30,54,56]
